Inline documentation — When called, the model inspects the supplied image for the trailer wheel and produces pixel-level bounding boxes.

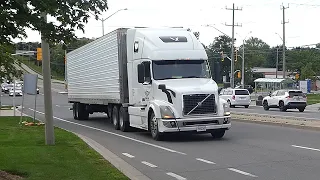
[73,103,79,120]
[77,103,89,120]
[119,106,130,132]
[112,106,120,130]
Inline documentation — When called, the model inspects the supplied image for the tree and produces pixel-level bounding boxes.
[0,0,108,80]
[241,37,270,68]
[0,44,23,82]
[209,35,233,80]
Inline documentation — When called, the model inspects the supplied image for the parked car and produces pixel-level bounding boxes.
[219,88,251,108]
[262,89,307,112]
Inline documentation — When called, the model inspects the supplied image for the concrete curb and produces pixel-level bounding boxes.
[232,113,320,131]
[76,134,151,180]
[233,118,320,131]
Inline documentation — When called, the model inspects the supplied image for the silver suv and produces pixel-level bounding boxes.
[262,89,307,112]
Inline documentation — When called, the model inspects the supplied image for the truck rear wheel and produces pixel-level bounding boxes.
[73,103,79,120]
[119,106,130,132]
[112,106,120,130]
[78,103,89,120]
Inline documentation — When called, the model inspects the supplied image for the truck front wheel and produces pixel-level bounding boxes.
[211,129,226,139]
[149,112,163,141]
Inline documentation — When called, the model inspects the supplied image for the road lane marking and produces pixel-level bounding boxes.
[141,161,157,168]
[228,168,258,177]
[166,172,186,180]
[292,145,320,152]
[28,108,187,155]
[196,158,216,164]
[122,153,135,158]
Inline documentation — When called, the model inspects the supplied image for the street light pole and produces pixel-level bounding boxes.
[98,8,128,36]
[241,31,252,87]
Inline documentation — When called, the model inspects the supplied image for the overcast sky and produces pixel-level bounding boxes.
[18,0,320,48]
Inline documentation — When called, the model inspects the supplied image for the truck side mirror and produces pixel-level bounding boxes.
[138,64,145,83]
[158,84,166,90]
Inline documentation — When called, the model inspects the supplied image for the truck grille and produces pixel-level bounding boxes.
[183,94,216,115]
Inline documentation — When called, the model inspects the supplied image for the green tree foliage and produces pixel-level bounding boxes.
[241,37,270,68]
[0,0,108,80]
[0,44,23,82]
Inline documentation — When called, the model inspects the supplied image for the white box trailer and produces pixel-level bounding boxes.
[67,28,231,140]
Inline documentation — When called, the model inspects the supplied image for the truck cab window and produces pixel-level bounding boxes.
[137,61,151,84]
[143,61,151,83]
[152,60,211,80]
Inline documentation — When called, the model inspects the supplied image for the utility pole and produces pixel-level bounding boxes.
[276,47,279,78]
[41,12,55,145]
[241,40,245,87]
[226,3,242,88]
[281,4,289,79]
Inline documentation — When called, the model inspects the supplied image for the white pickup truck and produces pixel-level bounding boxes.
[67,28,231,140]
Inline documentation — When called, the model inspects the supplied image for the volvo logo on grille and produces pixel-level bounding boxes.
[197,101,202,106]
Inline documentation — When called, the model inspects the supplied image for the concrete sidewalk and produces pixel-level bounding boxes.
[0,109,14,116]
[306,103,320,112]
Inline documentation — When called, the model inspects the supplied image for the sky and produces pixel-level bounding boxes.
[17,0,320,48]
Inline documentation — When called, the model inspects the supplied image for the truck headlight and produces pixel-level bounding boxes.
[160,106,175,119]
[223,103,230,116]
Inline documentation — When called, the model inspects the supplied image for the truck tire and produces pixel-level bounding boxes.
[112,106,120,130]
[77,103,89,120]
[119,106,130,132]
[149,112,163,141]
[211,129,225,139]
[73,103,79,120]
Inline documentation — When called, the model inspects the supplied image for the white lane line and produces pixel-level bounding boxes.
[27,108,187,155]
[228,168,258,177]
[122,153,135,158]
[292,145,320,152]
[166,172,187,180]
[196,158,216,164]
[141,161,157,168]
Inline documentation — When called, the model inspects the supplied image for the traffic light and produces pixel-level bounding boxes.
[295,73,299,79]
[36,48,42,61]
[220,51,224,62]
[237,71,241,78]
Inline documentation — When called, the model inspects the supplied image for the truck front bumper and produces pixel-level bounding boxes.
[158,116,231,133]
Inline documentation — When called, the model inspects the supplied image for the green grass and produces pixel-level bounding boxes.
[0,117,129,180]
[20,59,65,81]
[307,94,320,105]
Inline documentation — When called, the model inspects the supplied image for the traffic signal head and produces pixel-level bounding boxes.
[237,71,241,78]
[220,51,224,62]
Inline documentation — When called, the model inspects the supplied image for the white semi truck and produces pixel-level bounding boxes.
[67,28,231,140]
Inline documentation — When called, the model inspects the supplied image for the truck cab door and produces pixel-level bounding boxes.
[138,61,152,128]
[129,60,152,130]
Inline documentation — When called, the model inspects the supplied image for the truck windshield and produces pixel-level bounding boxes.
[152,60,211,80]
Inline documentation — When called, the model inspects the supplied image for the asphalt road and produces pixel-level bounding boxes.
[7,90,319,180]
[231,105,320,120]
